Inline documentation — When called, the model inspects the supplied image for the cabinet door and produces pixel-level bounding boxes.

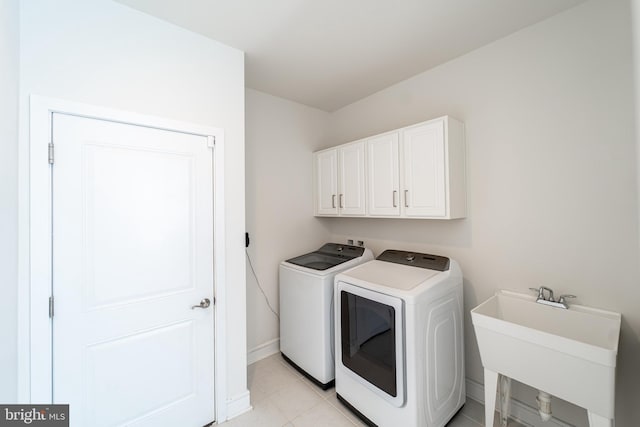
[314,149,338,215]
[367,132,400,216]
[401,121,446,217]
[338,142,366,216]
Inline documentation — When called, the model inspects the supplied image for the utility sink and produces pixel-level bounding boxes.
[471,290,621,427]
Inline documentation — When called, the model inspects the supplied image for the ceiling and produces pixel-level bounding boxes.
[116,0,585,112]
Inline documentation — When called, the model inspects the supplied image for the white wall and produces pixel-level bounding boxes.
[0,0,19,404]
[245,89,331,360]
[326,0,638,425]
[633,1,640,261]
[18,0,247,414]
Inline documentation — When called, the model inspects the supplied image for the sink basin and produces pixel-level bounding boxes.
[471,290,621,426]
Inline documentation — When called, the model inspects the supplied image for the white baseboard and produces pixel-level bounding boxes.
[466,378,573,427]
[225,390,252,421]
[247,338,280,365]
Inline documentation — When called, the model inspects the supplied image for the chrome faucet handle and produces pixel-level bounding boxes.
[558,294,576,304]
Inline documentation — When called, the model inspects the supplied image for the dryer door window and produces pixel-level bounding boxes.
[339,284,404,408]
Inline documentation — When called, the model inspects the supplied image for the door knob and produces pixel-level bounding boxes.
[191,298,211,309]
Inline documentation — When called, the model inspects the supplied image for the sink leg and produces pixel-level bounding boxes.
[484,369,499,427]
[588,412,613,427]
[499,375,511,426]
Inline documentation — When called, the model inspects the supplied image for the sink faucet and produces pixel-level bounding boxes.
[529,286,575,309]
[536,286,554,302]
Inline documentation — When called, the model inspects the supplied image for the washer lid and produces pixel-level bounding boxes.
[285,243,365,271]
[343,260,441,291]
[284,252,347,271]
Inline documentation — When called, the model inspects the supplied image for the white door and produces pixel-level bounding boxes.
[314,149,338,215]
[401,121,446,217]
[338,142,366,216]
[366,132,400,216]
[52,113,215,427]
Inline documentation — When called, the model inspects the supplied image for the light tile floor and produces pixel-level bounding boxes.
[221,354,526,427]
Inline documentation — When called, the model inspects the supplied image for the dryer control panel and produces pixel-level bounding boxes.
[376,249,450,271]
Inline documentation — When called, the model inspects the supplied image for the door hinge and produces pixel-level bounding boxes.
[207,136,215,148]
[48,143,54,165]
[49,296,54,318]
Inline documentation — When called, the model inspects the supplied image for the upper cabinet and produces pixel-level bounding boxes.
[314,115,465,220]
[314,141,366,216]
[314,149,338,215]
[401,118,466,218]
[367,132,400,216]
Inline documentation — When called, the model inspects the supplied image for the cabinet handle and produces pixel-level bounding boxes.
[340,194,344,208]
[393,190,398,207]
[332,194,336,208]
[404,190,409,207]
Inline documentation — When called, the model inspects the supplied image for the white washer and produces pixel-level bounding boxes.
[335,250,465,427]
[279,243,373,388]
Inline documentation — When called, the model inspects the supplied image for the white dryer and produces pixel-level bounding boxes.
[335,250,465,427]
[279,243,373,388]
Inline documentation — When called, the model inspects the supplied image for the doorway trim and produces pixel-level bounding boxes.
[18,95,228,422]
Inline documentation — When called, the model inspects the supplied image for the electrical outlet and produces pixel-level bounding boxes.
[357,240,364,247]
[347,239,354,245]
